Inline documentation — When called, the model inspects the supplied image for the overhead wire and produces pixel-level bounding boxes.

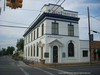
[90,16,100,22]
[50,0,61,12]
[0,20,27,25]
[0,25,28,28]
[53,0,65,12]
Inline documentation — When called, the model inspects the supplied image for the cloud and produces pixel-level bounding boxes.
[0,40,16,49]
[0,26,25,38]
[0,0,100,49]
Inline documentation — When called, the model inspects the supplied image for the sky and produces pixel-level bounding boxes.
[0,0,100,50]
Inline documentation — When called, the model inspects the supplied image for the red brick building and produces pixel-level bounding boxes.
[91,41,100,61]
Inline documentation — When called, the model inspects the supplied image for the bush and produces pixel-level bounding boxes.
[12,54,23,61]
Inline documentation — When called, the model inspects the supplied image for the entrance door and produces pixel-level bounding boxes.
[53,46,58,63]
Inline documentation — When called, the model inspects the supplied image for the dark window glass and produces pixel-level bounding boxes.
[42,24,44,35]
[28,46,30,56]
[37,28,39,38]
[68,24,74,36]
[37,43,39,57]
[34,31,35,40]
[34,45,35,56]
[31,45,32,56]
[68,41,74,57]
[31,33,33,41]
[83,50,88,57]
[52,22,59,35]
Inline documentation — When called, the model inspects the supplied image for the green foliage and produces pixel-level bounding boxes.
[6,46,15,55]
[12,53,23,61]
[16,38,24,51]
[0,46,15,56]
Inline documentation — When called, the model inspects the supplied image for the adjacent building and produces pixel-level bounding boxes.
[23,4,90,63]
[91,41,100,61]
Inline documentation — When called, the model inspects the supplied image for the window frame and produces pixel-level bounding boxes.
[52,22,59,35]
[83,50,88,57]
[68,24,74,36]
[68,41,74,57]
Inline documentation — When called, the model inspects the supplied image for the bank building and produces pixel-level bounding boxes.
[23,4,90,64]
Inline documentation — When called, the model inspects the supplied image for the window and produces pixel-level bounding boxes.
[26,47,27,56]
[34,44,35,56]
[37,43,39,57]
[41,24,44,35]
[37,29,38,38]
[28,35,30,43]
[68,24,74,36]
[28,46,30,56]
[52,22,59,35]
[31,33,33,41]
[31,45,32,56]
[68,41,74,57]
[26,36,28,44]
[34,31,35,40]
[83,50,88,57]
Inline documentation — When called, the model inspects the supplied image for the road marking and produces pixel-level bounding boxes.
[47,68,78,75]
[20,67,29,75]
[34,67,55,75]
[47,68,66,73]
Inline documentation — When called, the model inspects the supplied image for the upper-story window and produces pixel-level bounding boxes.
[31,33,33,41]
[68,24,74,36]
[34,30,35,40]
[37,28,39,38]
[52,22,59,35]
[28,34,30,43]
[41,24,44,36]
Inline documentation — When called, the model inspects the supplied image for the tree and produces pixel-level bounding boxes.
[6,46,15,55]
[0,48,7,56]
[16,38,24,51]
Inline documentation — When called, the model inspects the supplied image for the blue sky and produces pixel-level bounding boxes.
[0,0,100,49]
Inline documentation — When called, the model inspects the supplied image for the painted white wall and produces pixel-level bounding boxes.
[23,4,89,64]
[80,40,90,62]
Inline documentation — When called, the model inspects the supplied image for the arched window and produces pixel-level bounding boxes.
[34,44,35,56]
[31,45,32,56]
[28,46,30,56]
[68,41,74,57]
[37,43,39,57]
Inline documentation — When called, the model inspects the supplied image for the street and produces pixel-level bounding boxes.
[0,56,100,75]
[0,56,53,75]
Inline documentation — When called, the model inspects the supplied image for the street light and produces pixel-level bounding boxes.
[91,30,100,34]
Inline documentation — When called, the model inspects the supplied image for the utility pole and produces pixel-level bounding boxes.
[87,7,91,64]
[4,0,5,11]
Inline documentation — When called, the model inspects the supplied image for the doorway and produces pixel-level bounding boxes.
[53,46,58,63]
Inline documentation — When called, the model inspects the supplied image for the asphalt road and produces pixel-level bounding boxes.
[0,56,100,75]
[0,56,53,75]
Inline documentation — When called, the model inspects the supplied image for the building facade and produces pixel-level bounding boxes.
[23,4,90,63]
[91,41,100,61]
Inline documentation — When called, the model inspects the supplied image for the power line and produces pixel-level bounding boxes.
[50,0,61,11]
[6,7,40,12]
[0,25,28,28]
[53,0,65,12]
[90,16,100,22]
[0,20,27,25]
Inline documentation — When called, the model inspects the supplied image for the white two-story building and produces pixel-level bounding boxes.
[23,4,89,63]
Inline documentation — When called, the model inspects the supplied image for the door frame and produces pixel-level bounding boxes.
[53,46,58,63]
